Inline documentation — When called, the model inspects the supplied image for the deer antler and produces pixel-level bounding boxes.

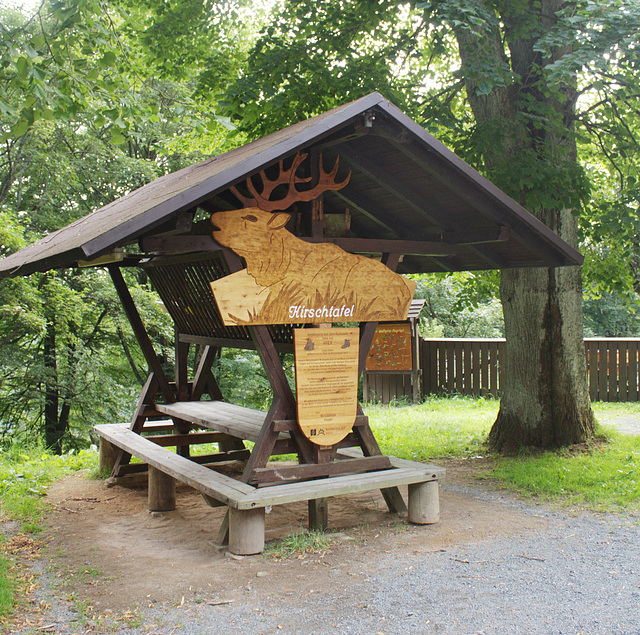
[229,152,351,212]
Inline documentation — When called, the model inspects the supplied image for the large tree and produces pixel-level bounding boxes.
[221,0,640,450]
[0,0,255,450]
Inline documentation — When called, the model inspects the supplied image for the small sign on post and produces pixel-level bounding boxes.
[294,327,359,446]
[366,323,413,371]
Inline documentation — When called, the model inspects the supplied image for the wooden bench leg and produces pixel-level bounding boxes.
[148,466,176,512]
[308,498,328,531]
[407,481,439,524]
[228,507,265,555]
[216,510,230,546]
[99,438,119,473]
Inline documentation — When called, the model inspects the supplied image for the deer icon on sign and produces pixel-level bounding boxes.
[210,152,415,325]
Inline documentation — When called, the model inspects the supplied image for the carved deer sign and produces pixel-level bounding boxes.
[209,152,416,325]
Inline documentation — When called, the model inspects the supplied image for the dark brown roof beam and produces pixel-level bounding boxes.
[307,121,372,149]
[140,235,222,254]
[332,188,408,239]
[399,254,456,273]
[375,121,573,267]
[335,139,509,268]
[334,144,447,230]
[331,189,456,271]
[442,225,510,245]
[138,210,195,240]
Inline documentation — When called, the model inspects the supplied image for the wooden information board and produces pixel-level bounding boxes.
[366,323,412,371]
[294,327,359,446]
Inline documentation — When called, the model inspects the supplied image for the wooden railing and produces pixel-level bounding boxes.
[584,339,640,402]
[421,338,640,402]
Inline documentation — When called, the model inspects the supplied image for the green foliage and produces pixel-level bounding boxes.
[213,350,296,411]
[214,350,275,411]
[222,0,430,138]
[413,272,504,338]
[492,425,640,512]
[583,292,640,337]
[0,443,96,530]
[0,0,261,449]
[0,267,174,450]
[366,395,498,460]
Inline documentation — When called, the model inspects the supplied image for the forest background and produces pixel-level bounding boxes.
[1,0,640,451]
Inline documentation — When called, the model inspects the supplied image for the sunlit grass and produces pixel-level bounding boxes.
[0,445,97,620]
[366,395,499,460]
[0,544,16,619]
[0,445,97,531]
[492,423,640,512]
[263,529,336,559]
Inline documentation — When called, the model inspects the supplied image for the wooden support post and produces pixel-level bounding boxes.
[408,481,439,524]
[308,438,331,530]
[175,335,190,402]
[228,507,265,555]
[191,345,223,401]
[112,373,159,478]
[99,437,118,473]
[308,498,329,531]
[216,510,230,546]
[148,466,176,512]
[109,266,174,404]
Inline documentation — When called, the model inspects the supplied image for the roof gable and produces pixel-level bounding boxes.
[0,92,582,279]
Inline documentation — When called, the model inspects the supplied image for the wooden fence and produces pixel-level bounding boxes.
[421,338,505,398]
[420,338,640,402]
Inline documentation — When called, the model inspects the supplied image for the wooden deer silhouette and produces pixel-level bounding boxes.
[211,152,415,323]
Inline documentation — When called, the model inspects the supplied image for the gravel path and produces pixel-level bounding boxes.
[17,481,637,635]
[121,486,639,635]
[9,412,640,635]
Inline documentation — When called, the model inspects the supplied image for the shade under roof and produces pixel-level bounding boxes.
[0,92,583,279]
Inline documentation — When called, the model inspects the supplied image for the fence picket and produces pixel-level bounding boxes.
[619,342,628,401]
[629,342,639,401]
[416,338,640,403]
[454,341,463,393]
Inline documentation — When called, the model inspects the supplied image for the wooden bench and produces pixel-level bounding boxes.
[95,423,445,556]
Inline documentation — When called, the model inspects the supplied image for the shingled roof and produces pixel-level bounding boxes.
[0,92,582,279]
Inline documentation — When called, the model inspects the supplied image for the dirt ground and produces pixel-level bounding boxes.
[5,457,547,629]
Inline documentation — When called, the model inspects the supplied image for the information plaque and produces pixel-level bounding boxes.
[294,327,359,446]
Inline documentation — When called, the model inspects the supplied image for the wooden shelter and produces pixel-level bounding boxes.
[0,93,583,554]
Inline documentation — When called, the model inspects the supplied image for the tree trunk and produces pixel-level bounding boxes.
[43,314,64,453]
[454,0,595,450]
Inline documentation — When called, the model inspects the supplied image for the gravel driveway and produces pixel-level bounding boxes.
[12,480,639,635]
[8,411,640,635]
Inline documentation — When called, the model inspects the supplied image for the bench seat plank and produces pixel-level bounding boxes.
[95,424,445,517]
[236,465,442,510]
[95,424,254,506]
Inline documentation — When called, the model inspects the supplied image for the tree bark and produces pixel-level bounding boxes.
[454,0,595,450]
[43,313,64,454]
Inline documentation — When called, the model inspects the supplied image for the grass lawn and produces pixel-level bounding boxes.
[366,395,498,460]
[493,401,640,512]
[367,397,640,513]
[0,446,97,620]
